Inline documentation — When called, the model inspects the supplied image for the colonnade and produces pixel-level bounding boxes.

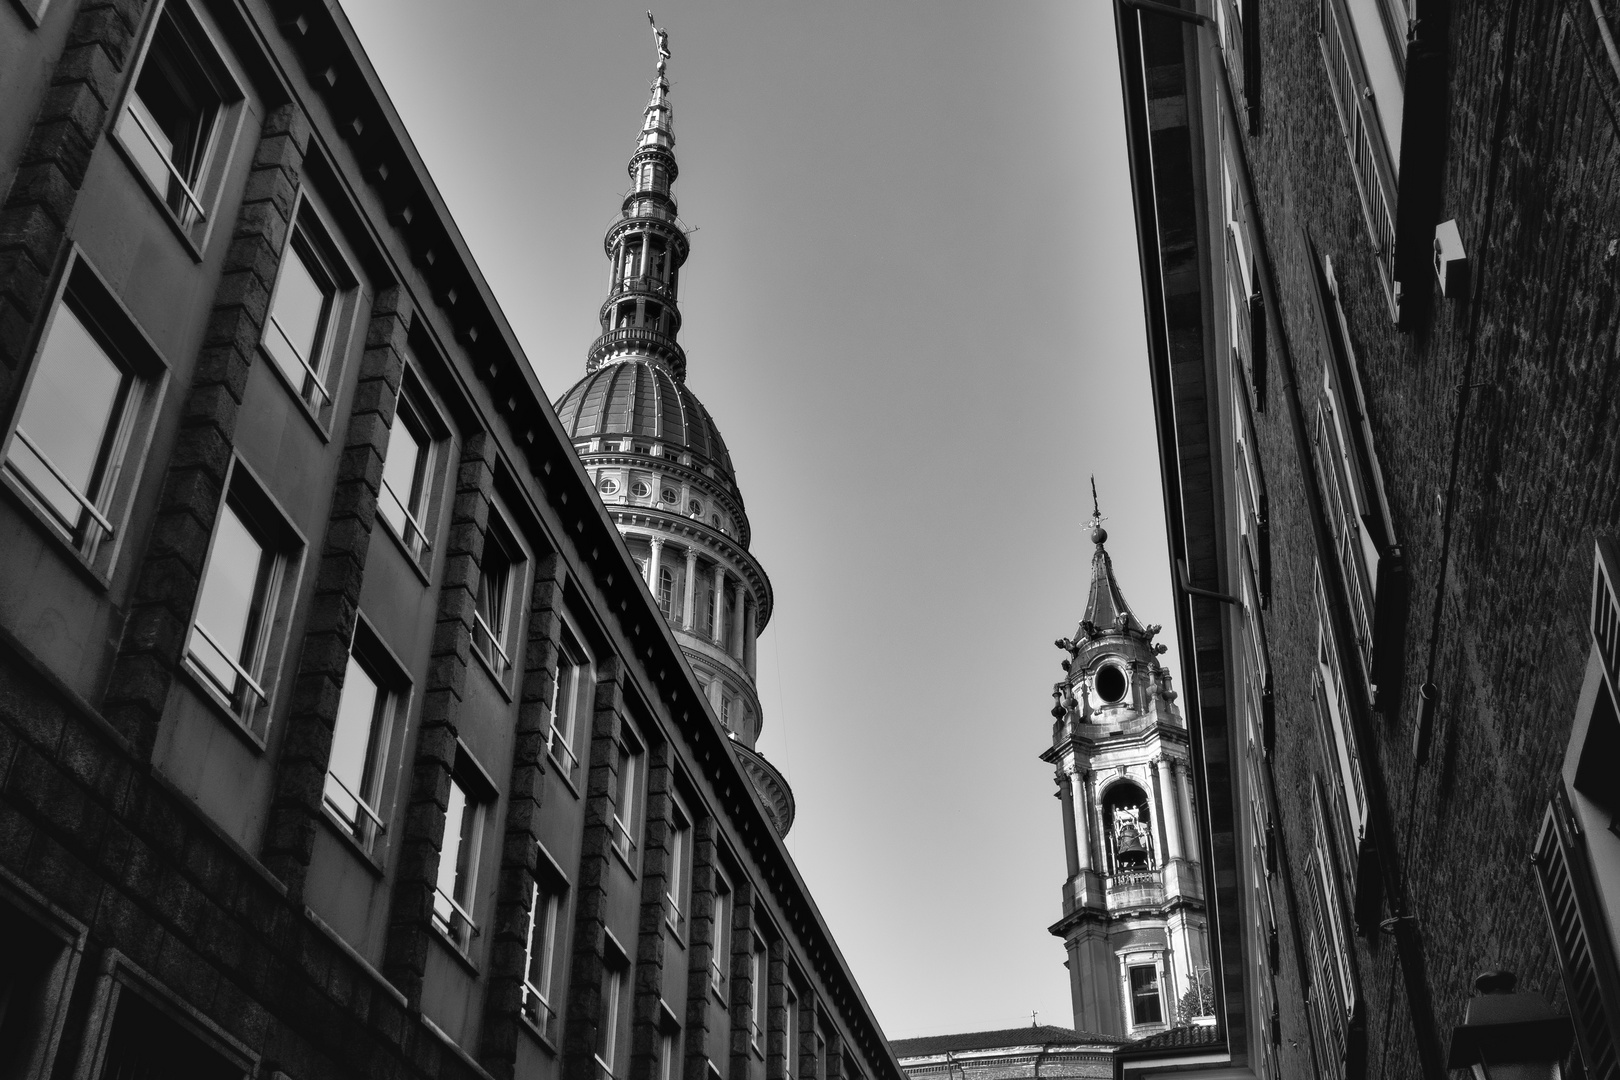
[645,535,757,678]
[1067,755,1196,876]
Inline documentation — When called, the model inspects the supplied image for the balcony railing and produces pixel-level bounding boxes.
[1106,869,1167,910]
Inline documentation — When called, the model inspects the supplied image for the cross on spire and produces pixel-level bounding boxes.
[1087,476,1108,542]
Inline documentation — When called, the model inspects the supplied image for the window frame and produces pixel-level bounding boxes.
[748,934,767,1056]
[181,460,304,742]
[376,371,442,567]
[610,723,646,870]
[472,510,527,690]
[1313,568,1368,872]
[431,742,497,955]
[0,254,169,578]
[261,200,358,422]
[548,615,595,789]
[666,794,692,938]
[596,936,631,1080]
[75,949,256,1080]
[1128,962,1165,1028]
[110,0,247,254]
[320,618,409,858]
[710,870,732,998]
[520,845,571,1047]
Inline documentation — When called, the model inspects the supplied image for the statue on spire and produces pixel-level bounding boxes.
[648,11,670,71]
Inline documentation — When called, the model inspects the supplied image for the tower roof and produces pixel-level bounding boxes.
[554,359,736,479]
[1082,532,1146,637]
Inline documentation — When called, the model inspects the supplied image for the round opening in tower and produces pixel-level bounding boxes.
[1095,664,1128,705]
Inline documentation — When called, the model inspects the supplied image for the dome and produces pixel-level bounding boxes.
[554,359,735,477]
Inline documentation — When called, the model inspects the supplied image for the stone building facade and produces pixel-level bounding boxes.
[1043,517,1213,1042]
[0,6,897,1080]
[1108,0,1620,1075]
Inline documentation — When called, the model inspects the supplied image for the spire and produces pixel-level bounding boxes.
[1081,481,1145,637]
[587,13,690,380]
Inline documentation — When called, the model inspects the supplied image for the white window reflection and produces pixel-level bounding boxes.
[378,396,433,556]
[187,497,279,731]
[264,232,336,407]
[323,653,392,850]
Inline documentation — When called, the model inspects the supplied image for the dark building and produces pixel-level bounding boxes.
[0,5,900,1080]
[1098,0,1620,1075]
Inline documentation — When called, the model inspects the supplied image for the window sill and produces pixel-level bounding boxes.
[376,513,434,586]
[0,472,114,593]
[317,802,387,877]
[108,129,210,264]
[471,643,516,703]
[519,1011,560,1056]
[255,342,336,445]
[430,922,482,976]
[178,657,270,753]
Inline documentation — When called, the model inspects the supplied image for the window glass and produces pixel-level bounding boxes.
[597,962,625,1074]
[1344,0,1403,152]
[116,12,220,228]
[1129,964,1163,1025]
[667,804,690,933]
[99,990,239,1080]
[5,303,129,540]
[710,875,731,994]
[379,397,431,554]
[658,566,676,617]
[190,499,275,722]
[785,988,800,1080]
[549,627,591,781]
[432,773,481,949]
[523,880,561,1038]
[323,653,390,849]
[264,234,335,405]
[658,1031,678,1080]
[612,739,641,864]
[474,541,514,674]
[749,938,766,1050]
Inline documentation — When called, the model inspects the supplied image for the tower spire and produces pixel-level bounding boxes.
[1080,481,1142,637]
[587,14,690,380]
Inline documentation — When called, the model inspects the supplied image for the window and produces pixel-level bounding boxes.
[748,937,766,1053]
[473,520,524,682]
[785,986,800,1080]
[1129,964,1163,1026]
[597,949,628,1080]
[322,634,399,853]
[658,1030,680,1080]
[659,566,678,619]
[549,623,593,784]
[264,220,346,411]
[1221,151,1266,402]
[599,476,620,495]
[95,986,244,1080]
[114,2,238,239]
[1312,254,1402,703]
[522,877,565,1041]
[3,280,144,562]
[432,749,491,952]
[1314,567,1368,870]
[611,730,644,866]
[1318,0,1403,314]
[185,473,298,736]
[696,572,715,639]
[378,390,435,559]
[666,800,691,935]
[0,881,82,1080]
[710,873,732,996]
[1304,783,1357,1068]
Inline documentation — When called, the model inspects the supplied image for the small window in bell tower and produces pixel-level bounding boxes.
[1095,664,1128,704]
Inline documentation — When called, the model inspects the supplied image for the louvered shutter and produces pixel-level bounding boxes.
[1533,784,1620,1080]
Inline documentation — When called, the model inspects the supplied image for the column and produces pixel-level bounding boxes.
[1070,768,1092,871]
[711,565,727,646]
[743,597,757,678]
[1157,756,1185,861]
[730,582,746,661]
[648,535,664,593]
[1176,759,1197,859]
[682,549,698,632]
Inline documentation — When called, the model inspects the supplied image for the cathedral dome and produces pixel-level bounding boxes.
[554,359,735,478]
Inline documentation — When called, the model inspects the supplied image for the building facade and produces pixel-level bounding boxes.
[551,57,791,835]
[892,1026,1125,1080]
[0,5,895,1080]
[1043,515,1213,1042]
[1110,0,1620,1075]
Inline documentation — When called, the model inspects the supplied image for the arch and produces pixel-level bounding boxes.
[1101,780,1154,872]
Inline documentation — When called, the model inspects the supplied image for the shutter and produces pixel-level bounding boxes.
[1533,785,1620,1080]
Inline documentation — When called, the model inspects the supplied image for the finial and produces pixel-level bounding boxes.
[1088,475,1108,544]
[648,11,670,73]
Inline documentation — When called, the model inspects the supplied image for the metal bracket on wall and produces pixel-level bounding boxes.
[1176,559,1240,605]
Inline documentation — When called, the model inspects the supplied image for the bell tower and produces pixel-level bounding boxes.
[1043,490,1212,1040]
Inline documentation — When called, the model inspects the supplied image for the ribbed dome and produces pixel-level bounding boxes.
[554,359,735,477]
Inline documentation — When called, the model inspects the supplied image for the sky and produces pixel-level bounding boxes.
[339,0,1178,1042]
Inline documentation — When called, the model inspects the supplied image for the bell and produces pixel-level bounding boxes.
[1116,826,1148,868]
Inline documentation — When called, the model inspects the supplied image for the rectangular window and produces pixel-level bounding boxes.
[378,390,435,559]
[658,1030,679,1080]
[784,986,800,1080]
[1129,964,1163,1026]
[432,749,491,952]
[3,293,138,560]
[522,878,564,1041]
[1314,568,1368,868]
[611,731,644,866]
[667,800,691,935]
[749,937,766,1053]
[473,521,523,682]
[658,565,678,619]
[96,986,244,1080]
[113,2,239,239]
[264,223,342,410]
[549,623,593,784]
[186,475,298,736]
[321,641,397,853]
[597,955,628,1079]
[710,873,732,996]
[1311,255,1401,701]
[1305,784,1356,1066]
